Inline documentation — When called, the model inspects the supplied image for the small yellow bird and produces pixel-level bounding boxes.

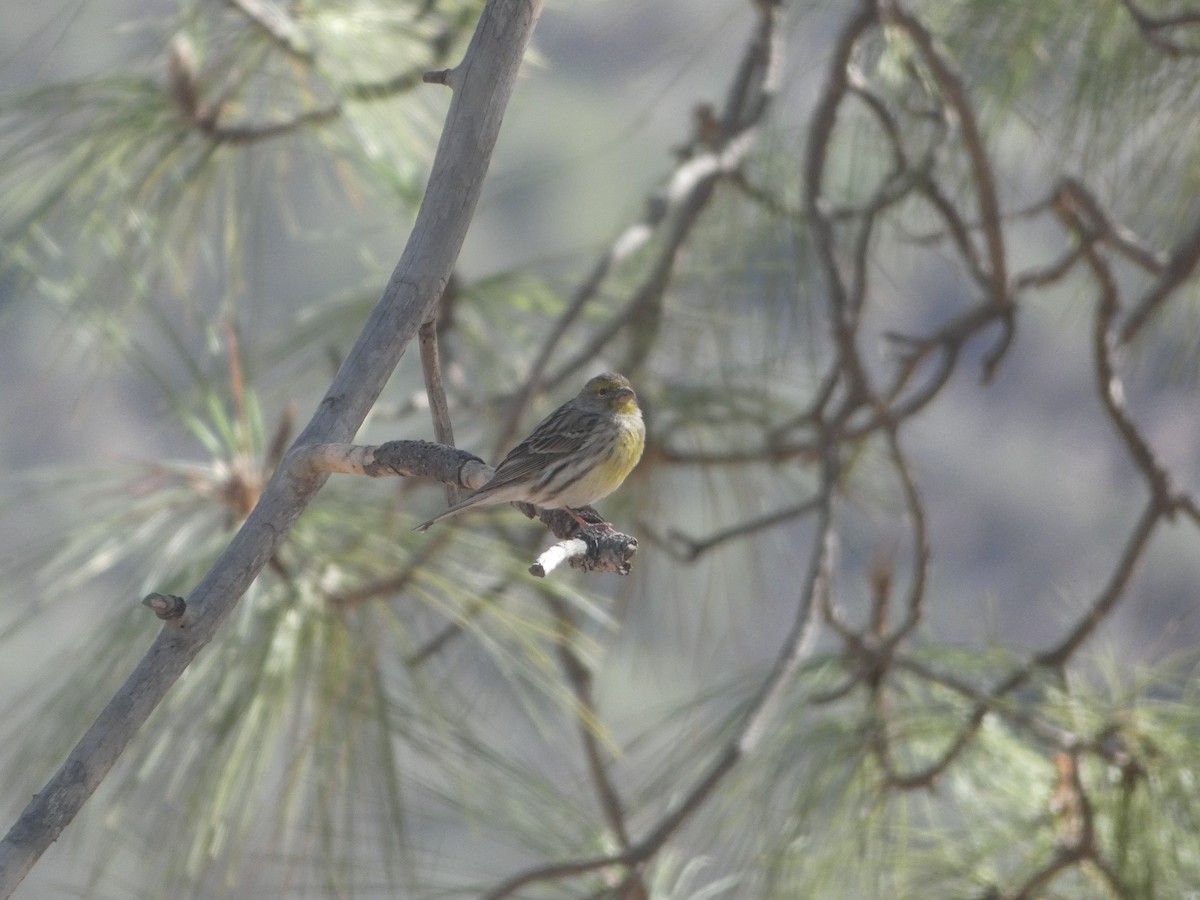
[416,373,645,531]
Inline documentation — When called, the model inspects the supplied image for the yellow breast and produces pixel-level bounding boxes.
[554,412,645,509]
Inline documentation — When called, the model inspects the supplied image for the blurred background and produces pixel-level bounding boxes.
[2,1,1200,897]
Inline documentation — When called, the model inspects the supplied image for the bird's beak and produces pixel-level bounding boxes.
[615,386,636,405]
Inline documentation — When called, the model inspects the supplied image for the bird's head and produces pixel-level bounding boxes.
[580,372,639,414]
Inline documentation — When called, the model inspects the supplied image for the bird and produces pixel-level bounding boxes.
[416,372,645,532]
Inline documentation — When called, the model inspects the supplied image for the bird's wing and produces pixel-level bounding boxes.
[478,406,601,492]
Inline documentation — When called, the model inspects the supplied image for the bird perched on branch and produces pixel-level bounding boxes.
[416,373,645,532]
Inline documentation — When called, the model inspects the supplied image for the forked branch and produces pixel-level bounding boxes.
[0,2,545,894]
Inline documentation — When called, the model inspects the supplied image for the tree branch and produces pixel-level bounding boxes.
[545,595,646,898]
[484,427,833,899]
[224,0,315,60]
[1119,0,1200,56]
[496,0,783,451]
[881,0,1008,308]
[1120,214,1200,342]
[419,295,461,505]
[0,2,545,894]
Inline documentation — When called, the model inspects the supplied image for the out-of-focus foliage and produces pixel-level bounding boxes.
[3,1,1200,898]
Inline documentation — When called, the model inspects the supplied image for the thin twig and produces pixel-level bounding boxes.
[195,105,341,144]
[1033,499,1161,671]
[879,423,929,642]
[802,2,879,401]
[224,0,315,59]
[406,582,509,668]
[1118,0,1200,56]
[327,532,452,610]
[875,497,1162,790]
[880,0,1008,308]
[649,496,822,562]
[545,595,645,897]
[1055,178,1166,275]
[497,0,784,451]
[1120,215,1200,342]
[1065,204,1173,505]
[483,427,833,899]
[419,307,460,506]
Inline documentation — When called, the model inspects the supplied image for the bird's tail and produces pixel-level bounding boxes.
[414,493,483,532]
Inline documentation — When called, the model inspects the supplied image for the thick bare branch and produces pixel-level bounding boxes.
[291,440,487,489]
[0,2,545,894]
